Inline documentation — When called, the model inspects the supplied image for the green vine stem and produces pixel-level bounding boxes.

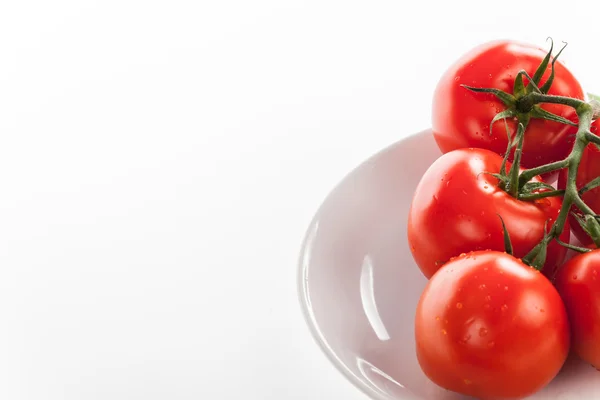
[506,121,528,197]
[461,40,600,270]
[514,94,597,268]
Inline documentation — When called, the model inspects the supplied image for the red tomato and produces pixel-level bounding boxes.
[555,249,600,368]
[557,119,600,246]
[408,148,569,279]
[432,40,583,170]
[415,251,570,399]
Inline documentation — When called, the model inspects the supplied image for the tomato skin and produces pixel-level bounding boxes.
[432,40,583,170]
[555,250,600,368]
[415,251,570,399]
[557,120,600,246]
[408,148,569,279]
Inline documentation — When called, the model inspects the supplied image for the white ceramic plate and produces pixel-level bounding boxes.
[297,129,600,400]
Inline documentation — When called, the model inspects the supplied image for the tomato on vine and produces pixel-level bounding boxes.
[410,36,600,399]
[432,40,583,171]
[555,250,600,369]
[407,147,569,279]
[415,251,570,399]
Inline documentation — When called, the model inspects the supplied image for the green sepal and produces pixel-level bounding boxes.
[572,212,600,247]
[497,214,513,256]
[489,109,516,136]
[513,72,526,98]
[539,41,567,94]
[530,221,552,270]
[521,181,558,195]
[516,70,541,94]
[529,38,553,90]
[530,106,577,126]
[460,85,516,106]
[555,237,592,253]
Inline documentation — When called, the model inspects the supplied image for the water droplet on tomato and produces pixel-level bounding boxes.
[484,304,490,310]
[460,334,471,344]
[485,295,491,302]
[441,329,447,335]
[444,319,449,324]
[573,275,578,280]
[463,379,472,385]
[479,284,486,290]
[540,309,545,313]
[483,266,489,271]
[462,189,468,195]
[488,341,495,348]
[479,327,488,337]
[455,76,460,81]
[504,286,509,291]
[456,302,463,309]
[488,73,492,79]
[435,316,440,321]
[501,304,508,312]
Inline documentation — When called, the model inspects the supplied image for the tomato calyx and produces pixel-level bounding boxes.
[571,213,600,248]
[462,39,575,138]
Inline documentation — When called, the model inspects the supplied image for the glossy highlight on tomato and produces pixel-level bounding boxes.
[407,147,569,279]
[555,250,600,369]
[432,40,583,170]
[415,251,570,399]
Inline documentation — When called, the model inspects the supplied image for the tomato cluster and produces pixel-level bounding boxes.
[409,40,600,399]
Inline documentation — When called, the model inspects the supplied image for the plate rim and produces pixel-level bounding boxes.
[296,128,432,400]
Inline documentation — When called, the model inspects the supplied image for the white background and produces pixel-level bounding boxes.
[1,1,599,399]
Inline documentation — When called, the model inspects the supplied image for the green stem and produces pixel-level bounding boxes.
[586,130,600,145]
[518,189,565,201]
[507,122,527,197]
[523,102,594,268]
[580,176,600,195]
[574,194,597,216]
[518,159,569,187]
